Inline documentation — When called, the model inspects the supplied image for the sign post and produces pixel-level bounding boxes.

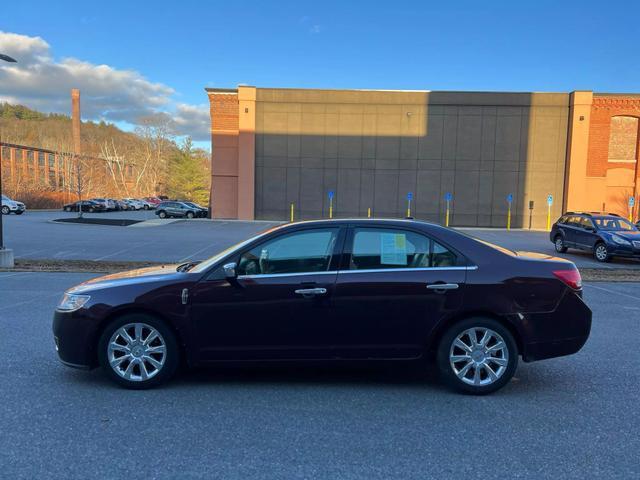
[367,207,371,218]
[328,191,334,219]
[528,200,534,230]
[506,193,513,230]
[444,192,452,227]
[290,203,294,223]
[629,196,635,222]
[546,194,553,231]
[406,192,413,218]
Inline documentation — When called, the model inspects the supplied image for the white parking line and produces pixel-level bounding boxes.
[584,283,640,302]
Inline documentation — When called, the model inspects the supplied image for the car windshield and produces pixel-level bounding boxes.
[593,217,637,231]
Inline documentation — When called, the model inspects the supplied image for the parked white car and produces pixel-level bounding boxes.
[123,198,145,210]
[1,194,26,215]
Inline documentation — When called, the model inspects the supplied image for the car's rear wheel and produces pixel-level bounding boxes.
[437,317,518,395]
[594,242,610,262]
[186,211,194,219]
[1,206,9,215]
[98,314,179,389]
[554,235,568,253]
[88,207,95,213]
[158,210,167,218]
[143,205,149,210]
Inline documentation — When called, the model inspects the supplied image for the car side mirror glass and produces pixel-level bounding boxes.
[223,262,237,279]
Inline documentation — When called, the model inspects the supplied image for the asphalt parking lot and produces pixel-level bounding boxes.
[0,272,638,479]
[4,210,640,269]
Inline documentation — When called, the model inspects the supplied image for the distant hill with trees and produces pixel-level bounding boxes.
[0,102,210,207]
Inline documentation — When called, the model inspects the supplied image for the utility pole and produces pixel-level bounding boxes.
[0,52,17,268]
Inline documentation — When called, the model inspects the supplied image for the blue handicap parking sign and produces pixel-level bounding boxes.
[629,196,635,207]
[445,192,452,201]
[547,194,553,206]
[328,191,334,199]
[507,193,513,203]
[407,192,413,201]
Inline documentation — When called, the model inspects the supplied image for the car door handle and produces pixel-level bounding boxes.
[426,283,459,291]
[294,288,327,297]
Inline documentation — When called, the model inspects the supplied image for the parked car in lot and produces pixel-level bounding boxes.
[155,201,201,219]
[1,194,26,215]
[180,201,208,218]
[122,198,144,210]
[62,200,107,213]
[90,198,115,211]
[144,197,162,207]
[114,199,129,211]
[53,218,591,394]
[550,212,640,262]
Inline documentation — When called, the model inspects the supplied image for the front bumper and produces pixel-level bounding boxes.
[52,309,98,369]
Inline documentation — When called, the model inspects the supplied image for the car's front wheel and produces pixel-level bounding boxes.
[98,314,179,389]
[437,317,518,395]
[158,210,167,218]
[594,242,610,262]
[1,206,9,215]
[186,211,195,219]
[554,235,568,253]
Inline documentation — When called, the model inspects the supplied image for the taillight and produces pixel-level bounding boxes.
[553,269,582,290]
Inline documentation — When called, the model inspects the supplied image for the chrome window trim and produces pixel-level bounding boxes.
[339,266,477,274]
[238,271,338,280]
[237,265,477,279]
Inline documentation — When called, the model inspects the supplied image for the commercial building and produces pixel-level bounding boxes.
[206,86,640,228]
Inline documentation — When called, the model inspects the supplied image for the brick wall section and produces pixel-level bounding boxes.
[587,96,640,177]
[210,93,239,131]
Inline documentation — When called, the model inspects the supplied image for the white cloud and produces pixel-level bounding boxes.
[0,31,210,142]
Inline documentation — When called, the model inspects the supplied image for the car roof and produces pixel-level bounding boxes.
[273,218,442,230]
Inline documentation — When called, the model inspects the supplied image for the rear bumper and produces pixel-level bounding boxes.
[520,289,592,362]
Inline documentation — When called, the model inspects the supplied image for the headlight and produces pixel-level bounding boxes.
[611,234,631,245]
[56,293,91,312]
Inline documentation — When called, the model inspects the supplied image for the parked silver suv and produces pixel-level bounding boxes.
[1,194,26,215]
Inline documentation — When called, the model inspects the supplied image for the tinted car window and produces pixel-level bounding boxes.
[579,217,594,230]
[237,228,339,276]
[350,228,457,270]
[593,217,637,231]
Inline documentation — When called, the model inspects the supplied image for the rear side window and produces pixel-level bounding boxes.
[349,228,457,270]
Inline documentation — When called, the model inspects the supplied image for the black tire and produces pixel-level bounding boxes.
[186,211,195,219]
[88,207,95,213]
[64,206,71,212]
[436,317,518,395]
[1,206,9,215]
[143,204,150,210]
[158,210,167,219]
[594,242,610,262]
[98,313,179,389]
[554,235,568,253]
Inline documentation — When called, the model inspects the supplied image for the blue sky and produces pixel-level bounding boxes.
[2,0,640,148]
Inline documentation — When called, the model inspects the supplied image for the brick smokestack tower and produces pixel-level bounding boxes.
[71,88,81,154]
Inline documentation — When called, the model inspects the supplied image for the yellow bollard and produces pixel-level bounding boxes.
[507,205,511,230]
[329,198,333,219]
[367,207,371,218]
[290,203,294,223]
[546,204,551,231]
[445,199,450,227]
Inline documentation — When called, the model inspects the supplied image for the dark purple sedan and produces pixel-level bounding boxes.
[53,219,591,394]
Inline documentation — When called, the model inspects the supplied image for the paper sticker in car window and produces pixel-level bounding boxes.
[380,233,407,265]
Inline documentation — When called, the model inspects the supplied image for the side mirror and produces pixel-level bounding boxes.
[223,262,237,279]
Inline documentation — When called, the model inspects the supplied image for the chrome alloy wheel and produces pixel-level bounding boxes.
[107,323,166,381]
[595,244,608,261]
[449,327,509,387]
[555,237,564,252]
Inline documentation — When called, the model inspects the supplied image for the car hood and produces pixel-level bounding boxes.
[67,264,184,293]
[602,230,640,240]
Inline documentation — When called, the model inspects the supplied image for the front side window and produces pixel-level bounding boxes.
[237,228,339,276]
[349,228,457,270]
